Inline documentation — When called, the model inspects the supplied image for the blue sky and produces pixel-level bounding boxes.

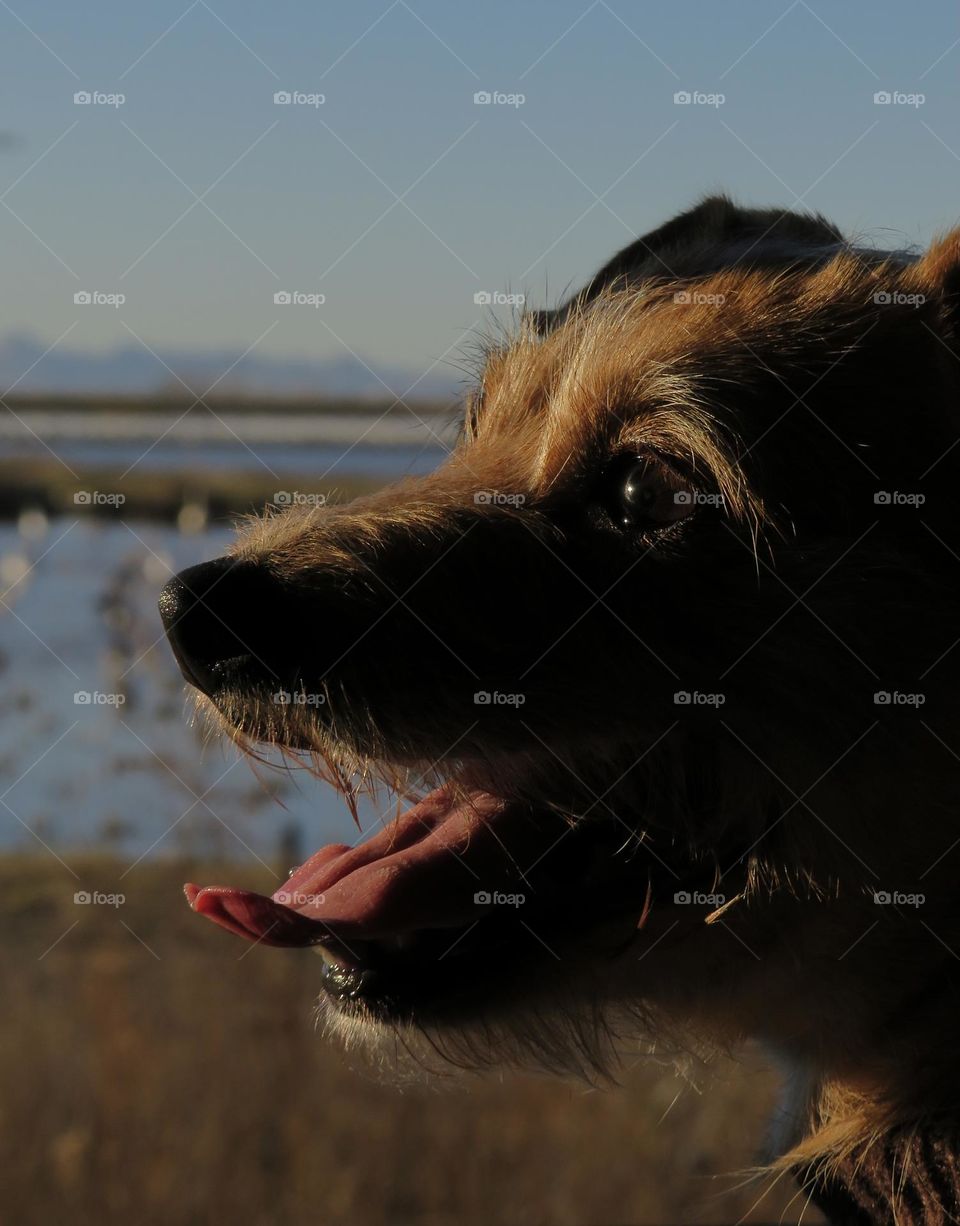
[3,0,960,380]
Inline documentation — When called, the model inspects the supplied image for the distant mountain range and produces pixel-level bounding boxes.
[0,333,462,400]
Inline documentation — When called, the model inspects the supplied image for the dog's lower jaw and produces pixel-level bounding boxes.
[312,954,682,1087]
[314,909,659,1043]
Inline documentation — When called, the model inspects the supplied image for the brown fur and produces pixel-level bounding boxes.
[167,196,960,1223]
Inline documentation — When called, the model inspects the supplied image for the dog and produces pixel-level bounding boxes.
[161,195,960,1224]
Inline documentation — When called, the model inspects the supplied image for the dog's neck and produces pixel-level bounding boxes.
[803,1129,960,1225]
[776,955,960,1220]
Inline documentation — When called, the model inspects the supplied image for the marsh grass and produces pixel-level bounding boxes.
[0,854,820,1225]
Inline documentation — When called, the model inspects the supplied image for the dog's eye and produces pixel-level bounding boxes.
[616,458,696,529]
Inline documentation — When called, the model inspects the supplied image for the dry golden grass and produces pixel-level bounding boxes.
[0,855,821,1225]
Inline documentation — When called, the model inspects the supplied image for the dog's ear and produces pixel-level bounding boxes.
[909,229,960,342]
[531,194,844,335]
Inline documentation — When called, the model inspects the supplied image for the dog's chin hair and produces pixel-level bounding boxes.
[313,986,705,1090]
[188,685,648,828]
[188,687,438,824]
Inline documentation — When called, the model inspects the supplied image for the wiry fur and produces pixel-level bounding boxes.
[171,196,960,1223]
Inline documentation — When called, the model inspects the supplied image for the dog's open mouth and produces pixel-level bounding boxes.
[185,783,674,1018]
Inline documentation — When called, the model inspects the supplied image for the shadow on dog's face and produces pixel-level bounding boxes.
[161,197,960,1083]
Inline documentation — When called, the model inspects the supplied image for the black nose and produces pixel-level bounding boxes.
[159,558,279,695]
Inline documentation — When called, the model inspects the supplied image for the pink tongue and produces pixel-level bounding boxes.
[185,788,538,949]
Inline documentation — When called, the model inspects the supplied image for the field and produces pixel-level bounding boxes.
[0,855,822,1226]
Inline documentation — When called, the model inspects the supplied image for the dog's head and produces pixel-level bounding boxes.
[162,197,960,1102]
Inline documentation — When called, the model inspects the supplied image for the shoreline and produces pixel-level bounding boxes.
[0,459,387,522]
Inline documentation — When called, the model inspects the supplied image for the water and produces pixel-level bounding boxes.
[0,517,400,860]
[0,407,454,860]
[0,408,456,476]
